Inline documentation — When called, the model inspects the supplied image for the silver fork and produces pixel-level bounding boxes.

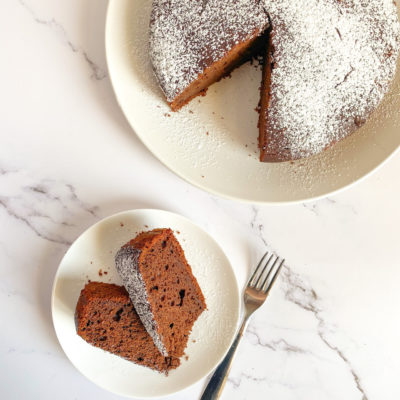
[200,251,285,400]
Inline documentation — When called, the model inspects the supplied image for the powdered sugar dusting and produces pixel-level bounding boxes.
[149,0,400,161]
[115,246,168,356]
[149,0,269,102]
[263,0,400,160]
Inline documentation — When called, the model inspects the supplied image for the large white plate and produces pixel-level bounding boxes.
[105,1,400,204]
[51,209,240,398]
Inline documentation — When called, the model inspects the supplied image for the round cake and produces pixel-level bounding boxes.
[149,0,400,162]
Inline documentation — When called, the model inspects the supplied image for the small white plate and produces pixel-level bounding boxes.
[105,0,400,204]
[51,209,240,398]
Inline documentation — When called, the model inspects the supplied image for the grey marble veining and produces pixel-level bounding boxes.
[0,169,98,245]
[245,205,368,398]
[18,0,107,80]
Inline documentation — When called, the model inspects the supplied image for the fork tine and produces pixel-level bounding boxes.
[248,251,269,286]
[258,256,279,289]
[262,258,285,293]
[254,253,275,288]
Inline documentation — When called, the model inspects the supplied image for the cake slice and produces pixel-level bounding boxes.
[75,282,179,373]
[115,228,206,358]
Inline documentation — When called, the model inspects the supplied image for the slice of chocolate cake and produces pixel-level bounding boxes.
[75,282,179,373]
[115,228,206,359]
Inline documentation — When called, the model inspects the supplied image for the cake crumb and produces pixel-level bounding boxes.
[90,261,93,264]
[176,230,180,234]
[192,339,196,343]
[189,110,194,114]
[104,271,108,275]
[184,355,189,361]
[145,225,149,228]
[164,113,171,117]
[120,222,124,227]
[206,131,209,136]
[98,269,103,277]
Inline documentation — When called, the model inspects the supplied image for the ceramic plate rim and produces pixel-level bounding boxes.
[51,208,240,398]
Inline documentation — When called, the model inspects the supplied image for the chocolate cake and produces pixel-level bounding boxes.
[75,282,179,373]
[149,0,400,162]
[150,0,269,111]
[115,228,206,358]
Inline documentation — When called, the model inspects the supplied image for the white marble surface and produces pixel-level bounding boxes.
[1,0,400,399]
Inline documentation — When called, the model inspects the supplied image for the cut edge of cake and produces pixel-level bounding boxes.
[168,28,269,111]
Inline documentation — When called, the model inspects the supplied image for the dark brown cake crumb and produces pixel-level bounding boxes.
[75,282,180,373]
[116,229,206,360]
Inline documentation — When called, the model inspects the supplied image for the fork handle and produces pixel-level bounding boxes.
[200,315,250,400]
